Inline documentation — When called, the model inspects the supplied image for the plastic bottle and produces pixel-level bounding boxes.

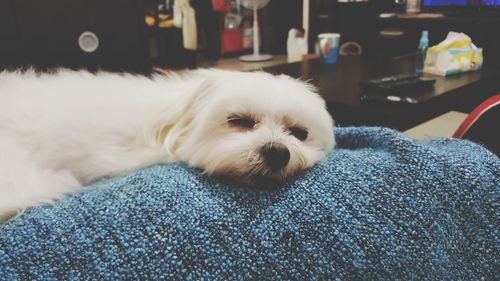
[415,30,429,75]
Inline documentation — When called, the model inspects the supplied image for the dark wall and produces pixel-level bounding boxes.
[0,0,151,73]
[262,0,303,54]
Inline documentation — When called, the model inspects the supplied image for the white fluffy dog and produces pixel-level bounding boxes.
[0,69,334,218]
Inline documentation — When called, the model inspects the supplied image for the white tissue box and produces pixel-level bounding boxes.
[423,32,483,76]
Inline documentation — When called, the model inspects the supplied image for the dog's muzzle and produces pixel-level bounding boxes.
[261,142,290,170]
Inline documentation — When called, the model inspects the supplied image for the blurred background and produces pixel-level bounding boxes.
[1,0,499,73]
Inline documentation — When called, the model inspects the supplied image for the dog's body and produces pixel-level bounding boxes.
[0,69,334,218]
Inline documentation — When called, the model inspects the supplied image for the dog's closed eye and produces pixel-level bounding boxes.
[289,126,308,141]
[227,115,256,129]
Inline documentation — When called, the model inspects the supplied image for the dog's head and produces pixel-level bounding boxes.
[154,70,334,185]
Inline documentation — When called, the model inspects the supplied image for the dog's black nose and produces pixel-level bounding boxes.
[261,142,290,170]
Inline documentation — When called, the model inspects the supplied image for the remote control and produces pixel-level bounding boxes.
[360,74,436,95]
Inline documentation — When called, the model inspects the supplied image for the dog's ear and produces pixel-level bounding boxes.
[141,77,216,158]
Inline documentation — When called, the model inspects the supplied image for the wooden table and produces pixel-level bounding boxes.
[263,56,500,131]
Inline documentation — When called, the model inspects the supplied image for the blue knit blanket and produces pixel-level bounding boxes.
[0,127,498,280]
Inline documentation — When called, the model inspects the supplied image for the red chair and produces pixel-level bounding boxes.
[453,94,500,155]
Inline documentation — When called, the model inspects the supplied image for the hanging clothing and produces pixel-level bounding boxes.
[173,0,197,50]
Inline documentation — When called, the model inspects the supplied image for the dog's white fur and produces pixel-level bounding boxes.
[0,69,334,218]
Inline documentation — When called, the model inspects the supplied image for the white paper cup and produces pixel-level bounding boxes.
[318,33,340,64]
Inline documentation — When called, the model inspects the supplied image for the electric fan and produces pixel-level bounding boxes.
[239,0,273,62]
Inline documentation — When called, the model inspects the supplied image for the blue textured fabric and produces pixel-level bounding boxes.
[0,127,498,280]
